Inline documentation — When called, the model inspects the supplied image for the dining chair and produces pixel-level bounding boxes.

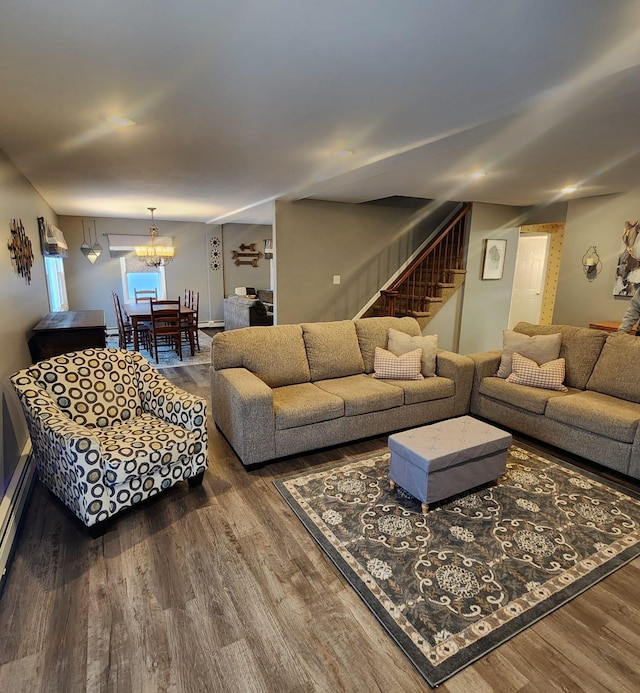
[182,289,200,353]
[135,288,158,303]
[149,299,182,363]
[112,291,151,351]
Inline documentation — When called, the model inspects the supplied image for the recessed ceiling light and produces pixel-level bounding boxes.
[331,149,355,158]
[561,185,578,194]
[106,115,137,127]
[468,171,486,180]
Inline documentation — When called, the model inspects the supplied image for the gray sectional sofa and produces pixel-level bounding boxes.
[223,294,273,331]
[469,322,640,480]
[210,316,474,467]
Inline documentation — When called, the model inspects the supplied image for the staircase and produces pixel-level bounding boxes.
[364,202,472,328]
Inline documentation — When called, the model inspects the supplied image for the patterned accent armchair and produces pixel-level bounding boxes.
[11,348,208,535]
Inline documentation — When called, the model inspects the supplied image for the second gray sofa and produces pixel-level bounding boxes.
[211,316,474,466]
[469,322,640,480]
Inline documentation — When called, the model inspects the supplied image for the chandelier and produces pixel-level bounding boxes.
[134,207,175,267]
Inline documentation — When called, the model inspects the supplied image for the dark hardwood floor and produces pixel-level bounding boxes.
[1,363,639,692]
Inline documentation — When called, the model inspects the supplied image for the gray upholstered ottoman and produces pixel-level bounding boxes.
[388,416,512,513]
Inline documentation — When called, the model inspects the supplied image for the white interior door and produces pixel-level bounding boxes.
[508,234,550,327]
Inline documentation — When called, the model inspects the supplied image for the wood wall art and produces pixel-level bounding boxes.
[8,218,34,284]
[232,242,263,267]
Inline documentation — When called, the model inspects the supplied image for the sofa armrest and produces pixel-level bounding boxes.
[435,349,475,414]
[211,367,276,465]
[467,350,502,412]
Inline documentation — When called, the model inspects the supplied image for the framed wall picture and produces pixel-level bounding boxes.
[482,239,507,280]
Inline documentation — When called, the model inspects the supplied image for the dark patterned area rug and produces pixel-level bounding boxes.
[274,443,640,687]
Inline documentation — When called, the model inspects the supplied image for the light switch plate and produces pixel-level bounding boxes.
[333,275,341,284]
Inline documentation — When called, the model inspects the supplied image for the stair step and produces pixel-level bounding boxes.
[437,282,455,289]
[409,311,431,318]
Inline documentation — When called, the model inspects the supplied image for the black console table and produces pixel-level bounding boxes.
[29,310,106,362]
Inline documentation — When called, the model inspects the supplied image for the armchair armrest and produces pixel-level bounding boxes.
[11,378,106,523]
[135,357,208,473]
[435,349,475,414]
[211,367,275,466]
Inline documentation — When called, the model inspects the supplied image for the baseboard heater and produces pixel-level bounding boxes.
[0,441,36,595]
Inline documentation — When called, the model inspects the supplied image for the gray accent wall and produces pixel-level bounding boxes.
[0,149,54,517]
[274,198,455,325]
[58,216,224,329]
[553,192,638,327]
[221,223,272,297]
[458,203,523,355]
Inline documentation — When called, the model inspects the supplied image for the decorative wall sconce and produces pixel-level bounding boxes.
[582,245,601,280]
[264,238,273,260]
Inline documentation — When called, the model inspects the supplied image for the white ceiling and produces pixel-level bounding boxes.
[2,1,640,224]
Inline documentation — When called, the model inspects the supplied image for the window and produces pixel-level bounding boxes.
[43,256,68,311]
[120,255,166,301]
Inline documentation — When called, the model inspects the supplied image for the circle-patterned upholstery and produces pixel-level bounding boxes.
[24,349,142,428]
[11,348,208,528]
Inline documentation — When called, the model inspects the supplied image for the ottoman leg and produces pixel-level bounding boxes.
[421,503,429,514]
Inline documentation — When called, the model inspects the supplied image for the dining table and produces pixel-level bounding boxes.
[123,301,196,354]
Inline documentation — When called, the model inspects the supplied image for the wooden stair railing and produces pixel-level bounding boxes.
[365,202,472,326]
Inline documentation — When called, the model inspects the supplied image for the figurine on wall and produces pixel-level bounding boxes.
[614,220,640,296]
[8,218,34,284]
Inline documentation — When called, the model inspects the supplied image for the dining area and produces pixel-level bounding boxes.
[111,288,201,364]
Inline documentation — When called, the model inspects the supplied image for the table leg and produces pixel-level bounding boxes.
[132,316,139,351]
[188,317,195,356]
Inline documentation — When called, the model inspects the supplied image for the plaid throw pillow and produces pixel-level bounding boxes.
[506,352,568,392]
[373,347,423,380]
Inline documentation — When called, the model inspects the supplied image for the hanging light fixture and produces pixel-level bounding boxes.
[91,220,102,260]
[81,219,98,264]
[134,207,175,267]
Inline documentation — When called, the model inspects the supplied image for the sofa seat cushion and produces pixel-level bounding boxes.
[314,374,403,416]
[272,383,344,430]
[478,376,571,414]
[302,320,365,381]
[96,413,196,485]
[545,391,640,443]
[382,375,455,405]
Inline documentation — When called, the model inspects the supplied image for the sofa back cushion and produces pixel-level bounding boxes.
[514,322,607,390]
[301,320,365,381]
[354,316,422,373]
[212,325,310,388]
[586,332,640,403]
